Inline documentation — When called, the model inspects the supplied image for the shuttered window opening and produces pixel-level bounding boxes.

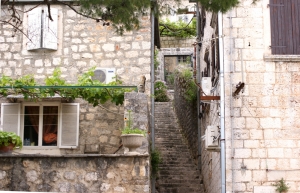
[269,0,300,55]
[27,8,58,51]
[0,103,79,149]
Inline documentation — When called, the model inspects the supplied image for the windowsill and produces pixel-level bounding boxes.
[0,153,149,158]
[264,55,300,62]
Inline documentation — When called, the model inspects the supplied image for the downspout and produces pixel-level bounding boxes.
[196,1,202,171]
[150,2,156,193]
[218,11,226,193]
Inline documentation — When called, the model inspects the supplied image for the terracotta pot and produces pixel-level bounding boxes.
[0,143,15,154]
[121,134,144,154]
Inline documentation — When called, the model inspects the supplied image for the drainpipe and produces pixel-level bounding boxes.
[195,2,202,172]
[218,11,226,193]
[150,2,156,193]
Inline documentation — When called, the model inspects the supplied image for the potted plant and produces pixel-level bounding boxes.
[121,110,146,154]
[0,131,23,154]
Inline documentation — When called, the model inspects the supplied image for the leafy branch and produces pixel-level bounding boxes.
[159,19,196,38]
[0,68,135,106]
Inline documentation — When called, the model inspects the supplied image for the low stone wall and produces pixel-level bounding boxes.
[173,76,198,164]
[160,37,195,48]
[0,155,149,193]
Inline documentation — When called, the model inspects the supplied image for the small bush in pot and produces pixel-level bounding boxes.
[121,110,146,154]
[0,131,23,152]
[121,110,146,136]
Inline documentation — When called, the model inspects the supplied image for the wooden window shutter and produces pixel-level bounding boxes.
[270,0,300,54]
[291,0,300,54]
[1,103,21,135]
[43,8,58,50]
[59,103,79,148]
[27,8,42,50]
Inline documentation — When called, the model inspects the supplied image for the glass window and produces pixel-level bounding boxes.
[23,105,58,147]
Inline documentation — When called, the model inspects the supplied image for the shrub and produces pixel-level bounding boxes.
[175,68,197,104]
[154,80,170,102]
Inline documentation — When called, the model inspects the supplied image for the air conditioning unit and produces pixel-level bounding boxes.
[92,68,116,84]
[202,77,212,96]
[205,125,220,151]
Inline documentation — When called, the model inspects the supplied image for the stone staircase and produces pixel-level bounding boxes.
[154,102,203,193]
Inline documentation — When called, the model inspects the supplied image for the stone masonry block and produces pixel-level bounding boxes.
[234,170,252,182]
[253,170,267,181]
[234,148,251,158]
[268,148,284,158]
[244,159,260,169]
[264,72,275,84]
[260,118,281,128]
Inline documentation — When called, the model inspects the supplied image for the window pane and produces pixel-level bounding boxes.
[43,106,58,146]
[24,106,39,146]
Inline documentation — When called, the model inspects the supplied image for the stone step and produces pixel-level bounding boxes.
[154,101,203,193]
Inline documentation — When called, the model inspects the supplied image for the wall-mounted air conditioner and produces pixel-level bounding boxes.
[202,77,212,96]
[92,68,116,84]
[205,125,220,151]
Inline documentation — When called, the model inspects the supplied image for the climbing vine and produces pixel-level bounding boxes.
[0,68,134,106]
[159,19,196,38]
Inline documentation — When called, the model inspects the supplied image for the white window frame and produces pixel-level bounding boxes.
[21,102,60,148]
[1,102,79,151]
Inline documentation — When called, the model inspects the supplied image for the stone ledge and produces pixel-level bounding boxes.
[264,55,300,62]
[0,153,149,158]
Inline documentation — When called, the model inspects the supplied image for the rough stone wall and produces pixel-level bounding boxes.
[224,0,300,192]
[173,75,198,164]
[198,10,221,193]
[0,155,149,193]
[0,4,151,155]
[123,92,149,154]
[160,37,195,48]
[0,4,151,89]
[200,0,300,192]
[156,48,193,81]
[75,99,124,155]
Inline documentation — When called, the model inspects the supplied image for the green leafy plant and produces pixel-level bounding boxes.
[154,80,170,102]
[121,110,146,135]
[0,68,134,106]
[159,19,196,38]
[198,0,239,13]
[166,73,175,85]
[175,68,197,103]
[0,131,23,149]
[151,148,163,177]
[78,0,151,35]
[272,178,289,193]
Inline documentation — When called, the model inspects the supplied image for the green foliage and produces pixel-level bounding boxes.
[159,19,196,38]
[0,68,134,106]
[0,131,23,149]
[154,80,170,102]
[166,73,175,85]
[151,148,162,177]
[273,178,289,193]
[196,0,240,13]
[78,0,151,35]
[175,68,197,104]
[121,110,146,135]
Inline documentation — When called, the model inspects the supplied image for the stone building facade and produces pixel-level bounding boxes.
[0,3,151,154]
[0,3,151,192]
[199,0,300,193]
